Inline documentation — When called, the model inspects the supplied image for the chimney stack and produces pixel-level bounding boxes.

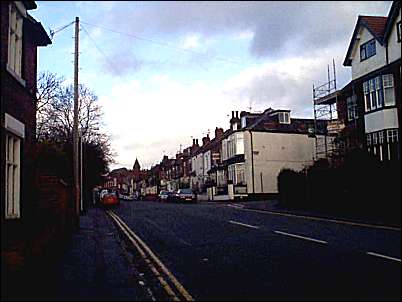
[215,127,224,139]
[202,135,210,146]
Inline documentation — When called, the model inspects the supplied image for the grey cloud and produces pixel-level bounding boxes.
[102,52,143,76]
[97,1,391,59]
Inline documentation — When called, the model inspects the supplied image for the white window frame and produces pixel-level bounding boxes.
[387,129,399,143]
[383,74,395,106]
[366,134,371,146]
[7,2,24,79]
[5,133,21,219]
[363,74,394,112]
[372,132,378,145]
[278,112,290,124]
[378,131,384,144]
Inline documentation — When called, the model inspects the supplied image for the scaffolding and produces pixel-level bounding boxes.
[313,59,343,160]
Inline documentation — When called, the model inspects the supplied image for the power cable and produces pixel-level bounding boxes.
[80,24,121,75]
[49,21,75,40]
[81,20,317,82]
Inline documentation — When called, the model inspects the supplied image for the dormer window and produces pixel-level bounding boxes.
[360,39,376,61]
[278,112,290,124]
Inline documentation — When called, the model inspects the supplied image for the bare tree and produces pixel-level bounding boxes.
[36,71,115,165]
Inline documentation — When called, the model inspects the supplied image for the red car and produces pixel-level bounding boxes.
[100,190,120,207]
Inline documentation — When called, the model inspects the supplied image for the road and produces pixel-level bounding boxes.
[111,200,401,300]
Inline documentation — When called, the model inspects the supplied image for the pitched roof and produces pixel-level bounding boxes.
[343,15,388,66]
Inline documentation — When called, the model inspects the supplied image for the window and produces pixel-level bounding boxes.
[397,21,401,43]
[5,133,21,219]
[363,74,394,112]
[372,132,378,145]
[379,131,384,144]
[347,95,358,121]
[235,164,245,185]
[387,129,399,143]
[278,112,290,124]
[8,3,24,78]
[360,39,376,61]
[363,81,370,111]
[383,74,395,106]
[366,134,371,146]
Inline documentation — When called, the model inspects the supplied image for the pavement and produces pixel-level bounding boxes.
[50,206,152,301]
[240,200,401,228]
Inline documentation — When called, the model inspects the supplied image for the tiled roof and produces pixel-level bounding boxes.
[343,15,388,66]
[360,16,388,41]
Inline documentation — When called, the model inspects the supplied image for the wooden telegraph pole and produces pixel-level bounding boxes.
[73,17,80,223]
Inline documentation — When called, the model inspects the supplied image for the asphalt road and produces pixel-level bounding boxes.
[112,200,401,300]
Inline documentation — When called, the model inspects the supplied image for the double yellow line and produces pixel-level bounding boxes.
[106,210,194,301]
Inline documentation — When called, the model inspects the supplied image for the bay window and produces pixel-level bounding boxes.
[363,74,395,112]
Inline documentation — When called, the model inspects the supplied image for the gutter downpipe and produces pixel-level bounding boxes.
[248,130,255,194]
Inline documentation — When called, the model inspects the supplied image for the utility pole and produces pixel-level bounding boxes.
[73,17,80,223]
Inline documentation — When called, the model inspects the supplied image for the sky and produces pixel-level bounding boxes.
[30,1,392,170]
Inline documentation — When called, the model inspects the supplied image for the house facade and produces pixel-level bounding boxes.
[341,1,401,162]
[1,1,51,233]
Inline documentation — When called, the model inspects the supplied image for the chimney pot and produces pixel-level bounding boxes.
[232,111,235,118]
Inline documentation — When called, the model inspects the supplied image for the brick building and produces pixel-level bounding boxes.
[1,1,51,298]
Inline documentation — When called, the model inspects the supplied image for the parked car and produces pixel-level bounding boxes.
[100,190,120,207]
[173,188,196,203]
[158,190,172,202]
[100,189,108,200]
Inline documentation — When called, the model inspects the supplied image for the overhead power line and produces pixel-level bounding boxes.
[80,24,121,75]
[49,21,75,40]
[80,20,318,82]
[81,20,246,66]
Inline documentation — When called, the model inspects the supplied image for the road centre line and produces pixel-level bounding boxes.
[274,230,328,244]
[229,220,260,229]
[234,207,401,232]
[367,252,401,263]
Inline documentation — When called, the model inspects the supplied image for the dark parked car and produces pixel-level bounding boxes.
[158,190,172,202]
[173,188,196,203]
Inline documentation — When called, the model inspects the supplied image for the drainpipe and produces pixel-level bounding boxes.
[248,130,255,194]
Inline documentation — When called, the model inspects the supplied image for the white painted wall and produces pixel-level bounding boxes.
[243,131,315,194]
[387,9,401,64]
[364,108,399,133]
[203,150,211,174]
[351,27,387,80]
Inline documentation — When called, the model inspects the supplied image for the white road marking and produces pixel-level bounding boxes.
[229,220,260,229]
[227,204,245,209]
[237,207,401,232]
[367,252,401,263]
[274,230,328,244]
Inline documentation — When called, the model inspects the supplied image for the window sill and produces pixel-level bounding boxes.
[6,64,26,87]
[364,105,397,115]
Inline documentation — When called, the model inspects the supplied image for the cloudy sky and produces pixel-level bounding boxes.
[31,1,392,170]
